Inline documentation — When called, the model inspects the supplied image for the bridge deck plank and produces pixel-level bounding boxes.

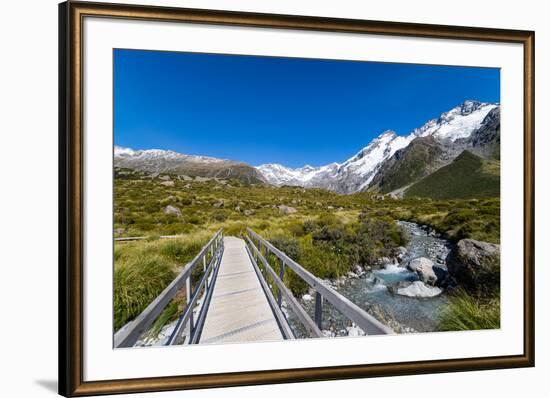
[198,237,283,344]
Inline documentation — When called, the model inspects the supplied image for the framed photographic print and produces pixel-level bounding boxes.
[59,1,535,396]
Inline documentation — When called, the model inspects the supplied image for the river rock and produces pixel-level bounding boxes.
[375,256,393,267]
[389,281,442,298]
[394,246,408,261]
[302,294,313,302]
[278,205,297,215]
[160,180,174,187]
[447,239,500,292]
[163,205,181,217]
[407,257,437,285]
[346,323,366,337]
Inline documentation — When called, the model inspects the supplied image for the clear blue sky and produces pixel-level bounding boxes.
[114,49,500,168]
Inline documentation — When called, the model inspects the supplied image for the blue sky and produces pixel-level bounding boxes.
[114,49,500,168]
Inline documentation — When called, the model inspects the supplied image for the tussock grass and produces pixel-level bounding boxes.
[114,234,211,331]
[438,289,500,331]
[114,255,175,331]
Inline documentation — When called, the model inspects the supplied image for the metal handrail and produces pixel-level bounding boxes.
[245,243,297,339]
[245,236,321,338]
[246,228,394,336]
[114,229,224,348]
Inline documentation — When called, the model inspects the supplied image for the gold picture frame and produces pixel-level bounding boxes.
[59,1,535,396]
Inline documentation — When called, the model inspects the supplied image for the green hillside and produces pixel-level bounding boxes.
[404,150,500,200]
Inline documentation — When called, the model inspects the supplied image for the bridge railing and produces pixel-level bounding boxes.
[114,229,224,348]
[245,228,394,337]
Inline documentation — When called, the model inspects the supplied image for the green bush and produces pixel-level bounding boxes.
[270,235,301,261]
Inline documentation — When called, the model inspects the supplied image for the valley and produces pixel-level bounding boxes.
[114,99,501,340]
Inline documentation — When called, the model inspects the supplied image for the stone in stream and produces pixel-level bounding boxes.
[394,246,408,261]
[375,256,393,267]
[302,294,313,302]
[447,239,500,292]
[388,281,442,298]
[407,257,438,286]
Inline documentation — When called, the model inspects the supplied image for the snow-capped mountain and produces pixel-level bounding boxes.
[114,146,266,184]
[412,100,498,142]
[258,130,412,193]
[114,146,226,166]
[257,100,499,193]
[256,162,339,188]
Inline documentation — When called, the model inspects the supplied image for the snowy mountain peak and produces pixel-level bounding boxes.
[460,100,484,115]
[377,130,397,139]
[257,129,411,193]
[114,146,136,156]
[413,101,498,142]
[114,146,225,163]
[115,146,180,159]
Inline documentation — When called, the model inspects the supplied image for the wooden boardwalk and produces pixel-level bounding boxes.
[198,237,284,344]
[114,229,392,349]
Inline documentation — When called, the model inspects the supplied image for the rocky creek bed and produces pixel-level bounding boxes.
[285,220,455,337]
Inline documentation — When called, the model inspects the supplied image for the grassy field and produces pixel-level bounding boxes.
[114,168,501,332]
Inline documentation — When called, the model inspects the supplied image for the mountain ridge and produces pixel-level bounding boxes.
[258,100,499,194]
[114,146,266,184]
[114,100,500,196]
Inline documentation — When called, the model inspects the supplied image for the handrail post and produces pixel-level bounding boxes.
[265,247,270,278]
[186,276,194,342]
[278,259,285,307]
[314,292,323,330]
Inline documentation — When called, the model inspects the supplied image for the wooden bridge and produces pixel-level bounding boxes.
[114,229,393,348]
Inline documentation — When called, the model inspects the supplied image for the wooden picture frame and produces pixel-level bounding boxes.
[59,1,535,396]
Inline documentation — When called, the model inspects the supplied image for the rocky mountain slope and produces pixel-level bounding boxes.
[258,100,499,194]
[369,105,500,195]
[114,146,266,184]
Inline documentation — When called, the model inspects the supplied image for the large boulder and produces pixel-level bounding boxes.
[278,205,297,215]
[407,257,437,285]
[163,205,181,217]
[447,239,500,292]
[213,199,224,208]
